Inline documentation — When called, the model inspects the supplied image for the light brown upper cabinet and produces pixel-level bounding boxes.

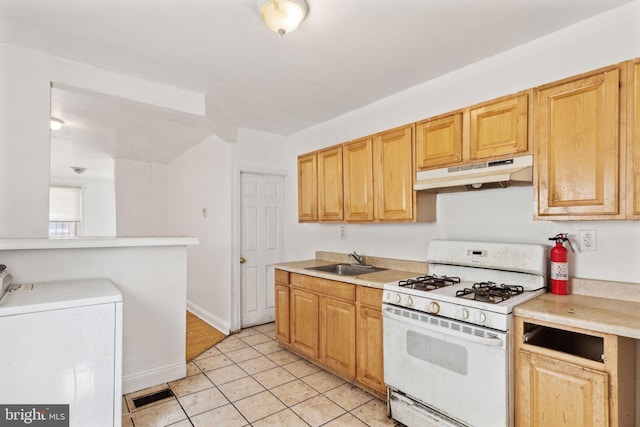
[343,125,436,222]
[415,112,463,170]
[373,124,417,221]
[297,152,318,222]
[534,64,625,219]
[317,145,344,222]
[415,92,530,172]
[469,93,529,160]
[297,145,344,222]
[628,58,640,219]
[343,137,374,222]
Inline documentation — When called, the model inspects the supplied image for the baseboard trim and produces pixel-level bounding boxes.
[186,300,231,334]
[122,362,186,395]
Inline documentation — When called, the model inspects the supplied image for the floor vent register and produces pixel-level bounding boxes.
[132,388,175,408]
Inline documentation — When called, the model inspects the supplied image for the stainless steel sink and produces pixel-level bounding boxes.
[305,263,387,276]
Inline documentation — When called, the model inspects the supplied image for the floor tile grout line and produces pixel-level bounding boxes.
[169,389,194,427]
[219,357,264,426]
[201,343,344,426]
[126,323,387,426]
[242,350,359,426]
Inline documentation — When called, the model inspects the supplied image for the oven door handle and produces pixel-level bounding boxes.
[383,306,506,348]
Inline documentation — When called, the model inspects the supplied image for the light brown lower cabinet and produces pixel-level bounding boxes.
[518,350,609,426]
[275,270,386,398]
[320,296,356,377]
[356,286,385,395]
[274,269,290,343]
[289,287,319,359]
[514,316,636,427]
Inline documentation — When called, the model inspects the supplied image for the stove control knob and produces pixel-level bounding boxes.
[394,293,401,304]
[478,312,487,323]
[406,296,414,307]
[428,301,440,314]
[460,308,469,319]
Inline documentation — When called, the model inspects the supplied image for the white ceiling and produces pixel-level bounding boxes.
[0,0,634,176]
[49,85,212,179]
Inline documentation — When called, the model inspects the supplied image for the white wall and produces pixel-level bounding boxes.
[115,159,168,236]
[0,42,204,238]
[82,178,117,236]
[0,41,289,334]
[0,241,191,394]
[283,1,640,284]
[167,128,287,332]
[167,136,232,331]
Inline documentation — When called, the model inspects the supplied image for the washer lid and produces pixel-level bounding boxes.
[0,278,122,316]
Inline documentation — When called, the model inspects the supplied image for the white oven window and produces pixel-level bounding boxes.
[407,330,468,375]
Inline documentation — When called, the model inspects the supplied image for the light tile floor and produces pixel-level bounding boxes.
[122,322,399,427]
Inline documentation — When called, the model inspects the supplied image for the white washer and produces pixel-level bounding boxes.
[0,278,123,427]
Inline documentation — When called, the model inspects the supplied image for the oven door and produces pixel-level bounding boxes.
[383,304,510,427]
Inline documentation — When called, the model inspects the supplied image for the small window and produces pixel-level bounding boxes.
[49,221,78,237]
[49,186,82,237]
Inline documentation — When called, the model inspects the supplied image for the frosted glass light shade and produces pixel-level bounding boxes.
[258,0,307,35]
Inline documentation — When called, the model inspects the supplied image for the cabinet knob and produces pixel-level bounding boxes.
[240,257,246,264]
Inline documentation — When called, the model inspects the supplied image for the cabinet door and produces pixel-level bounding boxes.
[297,153,318,222]
[517,350,609,427]
[629,59,640,218]
[274,283,290,343]
[470,93,528,160]
[535,68,622,218]
[343,138,374,222]
[290,288,319,358]
[320,297,356,377]
[373,125,415,221]
[356,304,385,394]
[318,146,344,222]
[415,113,463,170]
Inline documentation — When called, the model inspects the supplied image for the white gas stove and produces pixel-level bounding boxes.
[383,240,547,427]
[382,240,546,331]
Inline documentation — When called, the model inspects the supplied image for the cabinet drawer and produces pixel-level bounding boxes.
[275,269,290,284]
[290,274,355,301]
[357,286,382,308]
[521,321,604,363]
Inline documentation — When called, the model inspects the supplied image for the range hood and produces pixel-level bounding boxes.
[414,155,533,192]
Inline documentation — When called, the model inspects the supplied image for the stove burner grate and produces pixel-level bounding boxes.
[455,282,525,304]
[398,275,461,291]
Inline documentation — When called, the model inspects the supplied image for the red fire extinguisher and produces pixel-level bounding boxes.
[548,233,575,295]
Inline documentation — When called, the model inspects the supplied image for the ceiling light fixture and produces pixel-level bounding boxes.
[50,117,65,130]
[258,0,308,36]
[71,167,87,175]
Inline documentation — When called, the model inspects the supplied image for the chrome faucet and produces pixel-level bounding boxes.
[349,251,364,265]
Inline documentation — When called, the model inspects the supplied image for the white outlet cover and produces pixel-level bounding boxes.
[578,229,597,251]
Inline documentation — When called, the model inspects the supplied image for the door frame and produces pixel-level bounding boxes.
[231,164,287,333]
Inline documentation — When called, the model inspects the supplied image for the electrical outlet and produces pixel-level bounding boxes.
[340,226,346,240]
[578,229,597,251]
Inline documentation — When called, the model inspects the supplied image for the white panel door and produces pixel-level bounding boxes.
[241,173,284,327]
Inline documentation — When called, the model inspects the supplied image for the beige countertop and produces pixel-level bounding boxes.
[514,291,640,340]
[275,252,427,290]
[278,255,640,340]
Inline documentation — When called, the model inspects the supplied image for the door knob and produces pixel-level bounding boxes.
[240,257,246,264]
